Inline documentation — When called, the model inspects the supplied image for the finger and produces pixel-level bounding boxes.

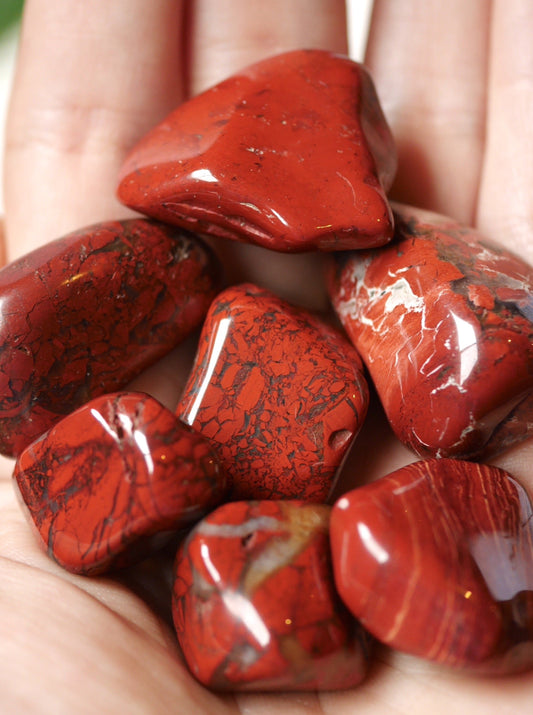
[477,0,533,262]
[5,0,185,259]
[365,0,490,224]
[0,557,238,714]
[322,646,533,714]
[0,481,173,645]
[186,0,348,96]
[0,216,5,268]
[184,0,348,311]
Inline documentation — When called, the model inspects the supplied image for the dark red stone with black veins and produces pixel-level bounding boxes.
[176,283,368,501]
[0,219,221,457]
[327,203,533,459]
[118,49,396,253]
[13,392,228,575]
[173,500,370,691]
[330,459,533,673]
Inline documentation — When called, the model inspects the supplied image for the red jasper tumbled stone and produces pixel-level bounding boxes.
[176,283,368,501]
[330,459,533,673]
[327,203,533,459]
[173,500,370,691]
[13,392,228,575]
[0,219,221,457]
[118,49,396,253]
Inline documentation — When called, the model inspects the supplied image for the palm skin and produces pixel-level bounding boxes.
[1,0,532,711]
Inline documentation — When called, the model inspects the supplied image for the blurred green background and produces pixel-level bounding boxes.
[0,0,23,38]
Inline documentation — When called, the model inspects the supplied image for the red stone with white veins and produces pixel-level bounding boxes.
[328,203,533,459]
[176,283,368,501]
[118,49,396,253]
[173,500,370,691]
[330,459,533,673]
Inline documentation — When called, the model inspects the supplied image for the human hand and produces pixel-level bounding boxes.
[1,0,532,712]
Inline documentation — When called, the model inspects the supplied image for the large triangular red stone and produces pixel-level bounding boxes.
[118,50,396,253]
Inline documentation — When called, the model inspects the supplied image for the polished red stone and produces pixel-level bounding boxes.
[117,49,396,253]
[327,203,533,459]
[13,392,228,575]
[176,283,368,501]
[0,219,221,457]
[330,459,533,673]
[173,500,370,691]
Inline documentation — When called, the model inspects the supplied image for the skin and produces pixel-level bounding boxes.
[1,0,533,711]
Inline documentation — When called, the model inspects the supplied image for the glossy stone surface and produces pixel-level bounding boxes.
[14,392,228,575]
[0,219,221,457]
[330,459,533,673]
[118,49,396,253]
[328,203,533,459]
[173,500,370,691]
[176,283,368,501]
